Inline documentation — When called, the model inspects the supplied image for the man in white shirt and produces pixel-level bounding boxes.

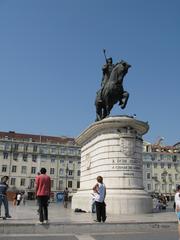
[175,187,180,200]
[93,176,106,222]
[175,185,180,240]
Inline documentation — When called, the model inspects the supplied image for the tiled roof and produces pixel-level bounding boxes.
[0,131,75,145]
[151,144,180,153]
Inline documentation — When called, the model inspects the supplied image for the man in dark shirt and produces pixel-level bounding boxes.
[63,188,69,208]
[0,176,11,219]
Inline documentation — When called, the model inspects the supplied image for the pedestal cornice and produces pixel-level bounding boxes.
[76,116,149,146]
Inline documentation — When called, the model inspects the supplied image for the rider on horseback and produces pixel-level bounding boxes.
[95,51,131,121]
[101,57,114,88]
[99,57,114,103]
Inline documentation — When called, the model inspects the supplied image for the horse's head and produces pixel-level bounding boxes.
[119,60,131,71]
[110,60,131,83]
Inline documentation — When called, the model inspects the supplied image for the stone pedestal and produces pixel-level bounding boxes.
[72,116,152,214]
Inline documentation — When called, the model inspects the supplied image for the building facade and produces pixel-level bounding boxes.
[0,131,81,198]
[143,141,180,196]
[1,130,179,199]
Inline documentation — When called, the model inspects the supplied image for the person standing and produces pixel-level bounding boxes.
[35,168,51,224]
[93,176,106,222]
[0,201,2,217]
[175,185,180,240]
[16,193,22,206]
[0,176,11,219]
[13,193,17,206]
[90,190,98,213]
[35,172,41,214]
[63,188,69,208]
[21,192,27,205]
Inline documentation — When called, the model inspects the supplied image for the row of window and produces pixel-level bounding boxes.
[1,143,80,156]
[144,153,178,162]
[146,183,175,192]
[2,151,81,164]
[1,165,81,176]
[145,162,177,169]
[9,177,80,189]
[3,152,38,162]
[146,172,178,180]
[1,165,37,174]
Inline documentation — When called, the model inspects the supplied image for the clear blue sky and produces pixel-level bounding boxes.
[0,0,179,145]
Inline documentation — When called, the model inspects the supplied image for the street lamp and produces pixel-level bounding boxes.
[162,169,168,194]
[66,164,69,188]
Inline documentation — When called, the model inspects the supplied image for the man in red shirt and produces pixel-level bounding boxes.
[35,168,51,224]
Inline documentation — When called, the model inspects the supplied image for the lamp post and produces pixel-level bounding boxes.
[66,164,69,188]
[162,169,168,194]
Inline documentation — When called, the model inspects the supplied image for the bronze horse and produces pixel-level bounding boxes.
[95,60,131,121]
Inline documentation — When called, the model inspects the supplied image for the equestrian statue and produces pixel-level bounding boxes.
[95,50,131,121]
